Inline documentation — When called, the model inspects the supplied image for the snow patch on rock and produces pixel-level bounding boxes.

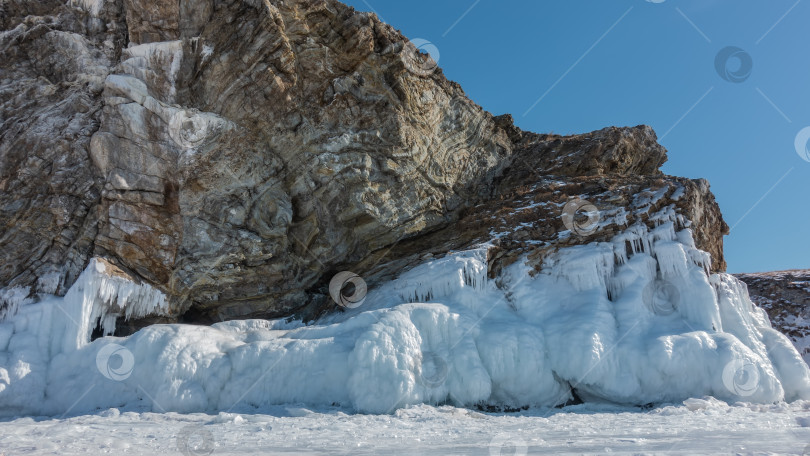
[122,41,183,103]
[70,0,105,16]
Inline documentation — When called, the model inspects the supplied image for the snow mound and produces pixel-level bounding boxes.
[1,215,809,416]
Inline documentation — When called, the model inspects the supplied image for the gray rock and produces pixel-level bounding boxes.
[0,0,729,330]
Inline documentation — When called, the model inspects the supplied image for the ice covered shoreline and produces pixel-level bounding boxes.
[1,207,809,416]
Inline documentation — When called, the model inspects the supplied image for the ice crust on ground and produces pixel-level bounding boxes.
[1,209,809,416]
[5,401,810,455]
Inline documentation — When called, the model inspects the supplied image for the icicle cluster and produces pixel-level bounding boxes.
[71,259,170,342]
[0,206,808,416]
[547,205,714,302]
[393,248,489,303]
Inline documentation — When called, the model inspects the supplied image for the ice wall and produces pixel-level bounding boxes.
[1,215,808,416]
[0,259,171,414]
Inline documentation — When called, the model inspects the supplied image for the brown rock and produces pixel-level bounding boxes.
[0,0,729,331]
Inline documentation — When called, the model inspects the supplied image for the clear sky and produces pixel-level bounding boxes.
[343,0,810,274]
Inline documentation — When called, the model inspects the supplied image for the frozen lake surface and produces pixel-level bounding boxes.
[3,399,810,455]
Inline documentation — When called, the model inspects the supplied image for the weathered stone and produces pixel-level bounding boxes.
[0,0,124,295]
[0,0,730,330]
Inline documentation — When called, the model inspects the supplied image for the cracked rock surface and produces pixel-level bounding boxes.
[1,0,728,328]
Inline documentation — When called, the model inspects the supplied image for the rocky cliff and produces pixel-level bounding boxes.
[0,0,727,331]
[736,270,810,364]
[7,0,810,418]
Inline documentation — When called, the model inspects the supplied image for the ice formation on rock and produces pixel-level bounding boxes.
[0,216,808,416]
[70,0,105,17]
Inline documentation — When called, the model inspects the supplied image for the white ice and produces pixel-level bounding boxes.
[3,401,810,455]
[69,0,105,17]
[121,40,184,103]
[1,208,809,417]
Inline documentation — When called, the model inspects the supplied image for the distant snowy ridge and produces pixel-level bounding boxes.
[735,269,810,366]
[0,209,808,416]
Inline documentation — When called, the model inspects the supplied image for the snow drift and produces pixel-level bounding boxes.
[1,208,808,416]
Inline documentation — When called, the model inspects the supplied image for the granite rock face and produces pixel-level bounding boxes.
[0,0,728,329]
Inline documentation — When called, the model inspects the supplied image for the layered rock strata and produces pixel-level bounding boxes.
[1,0,726,330]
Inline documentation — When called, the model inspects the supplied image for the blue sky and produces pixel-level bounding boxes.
[344,0,810,273]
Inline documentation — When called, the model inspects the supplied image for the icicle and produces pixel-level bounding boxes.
[552,244,615,293]
[393,248,489,303]
[0,286,32,322]
[59,258,170,350]
[611,223,651,259]
[613,246,628,267]
[653,241,690,278]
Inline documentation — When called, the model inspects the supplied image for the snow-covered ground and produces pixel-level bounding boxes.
[3,400,810,455]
